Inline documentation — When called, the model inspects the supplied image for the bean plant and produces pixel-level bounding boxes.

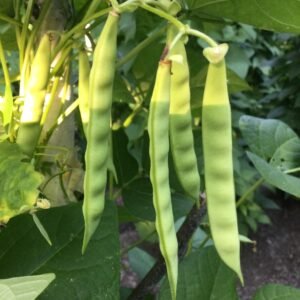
[0,0,299,299]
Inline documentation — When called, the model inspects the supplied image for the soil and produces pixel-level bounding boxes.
[238,198,300,299]
[121,199,300,299]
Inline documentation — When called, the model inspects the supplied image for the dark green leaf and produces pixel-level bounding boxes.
[123,177,194,222]
[158,246,238,299]
[253,284,300,300]
[187,0,300,33]
[0,201,120,299]
[112,129,139,186]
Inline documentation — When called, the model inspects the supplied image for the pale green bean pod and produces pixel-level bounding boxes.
[82,11,119,253]
[148,59,178,300]
[78,49,90,136]
[201,44,243,283]
[17,34,51,158]
[168,27,200,205]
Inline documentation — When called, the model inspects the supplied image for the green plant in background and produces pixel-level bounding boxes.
[0,0,299,299]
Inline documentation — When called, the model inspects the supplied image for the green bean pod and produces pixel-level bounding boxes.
[82,11,119,253]
[148,59,178,300]
[168,27,200,205]
[78,50,90,136]
[201,44,243,283]
[16,34,51,158]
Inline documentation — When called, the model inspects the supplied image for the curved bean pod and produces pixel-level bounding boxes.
[82,11,119,253]
[201,44,243,282]
[148,59,178,300]
[168,27,200,205]
[16,34,51,158]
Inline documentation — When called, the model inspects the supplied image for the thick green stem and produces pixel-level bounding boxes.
[140,3,184,31]
[186,28,218,47]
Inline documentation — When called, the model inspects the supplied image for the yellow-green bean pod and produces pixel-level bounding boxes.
[148,59,178,300]
[168,27,200,205]
[82,11,119,253]
[16,34,51,158]
[78,50,90,136]
[201,44,243,282]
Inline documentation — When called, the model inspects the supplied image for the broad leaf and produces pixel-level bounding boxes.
[128,248,155,280]
[247,151,300,198]
[239,115,297,160]
[0,274,55,300]
[253,284,300,300]
[112,129,139,186]
[270,137,300,171]
[123,177,193,222]
[186,0,300,34]
[158,246,238,299]
[0,141,44,223]
[0,201,120,299]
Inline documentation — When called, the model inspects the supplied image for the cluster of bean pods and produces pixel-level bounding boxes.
[76,11,242,299]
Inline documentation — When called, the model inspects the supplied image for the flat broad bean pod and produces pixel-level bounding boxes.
[16,34,51,158]
[168,26,201,206]
[82,11,119,253]
[201,44,243,283]
[148,58,178,300]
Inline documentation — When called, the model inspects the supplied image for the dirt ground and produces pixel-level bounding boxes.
[238,199,300,299]
[121,198,300,299]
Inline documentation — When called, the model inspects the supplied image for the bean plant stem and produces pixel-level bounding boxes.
[140,3,218,48]
[236,178,264,208]
[84,0,104,18]
[139,3,183,30]
[236,165,300,208]
[186,28,218,47]
[20,0,34,66]
[0,13,22,26]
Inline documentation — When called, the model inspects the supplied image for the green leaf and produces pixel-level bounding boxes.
[0,201,120,299]
[123,177,156,221]
[158,246,238,299]
[227,68,252,94]
[270,137,300,171]
[0,141,44,223]
[187,0,300,33]
[0,273,55,300]
[253,284,300,300]
[226,44,251,79]
[247,151,300,198]
[239,115,297,160]
[123,177,193,222]
[0,0,14,16]
[128,248,155,279]
[112,129,139,186]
